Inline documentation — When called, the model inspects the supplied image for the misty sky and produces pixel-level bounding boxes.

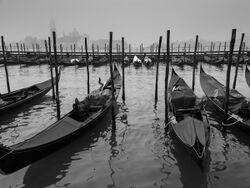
[0,0,249,46]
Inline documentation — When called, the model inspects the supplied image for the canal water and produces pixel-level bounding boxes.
[0,63,250,188]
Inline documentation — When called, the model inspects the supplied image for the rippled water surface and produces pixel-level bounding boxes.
[0,63,250,188]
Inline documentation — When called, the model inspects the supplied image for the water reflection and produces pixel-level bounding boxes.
[22,107,113,188]
[169,129,211,188]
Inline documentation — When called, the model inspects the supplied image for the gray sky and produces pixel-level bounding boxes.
[0,0,249,46]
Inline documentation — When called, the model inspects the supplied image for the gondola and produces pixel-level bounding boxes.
[132,55,142,67]
[0,68,61,114]
[143,56,153,68]
[168,68,210,167]
[123,56,130,67]
[245,65,250,88]
[0,65,121,174]
[200,65,250,131]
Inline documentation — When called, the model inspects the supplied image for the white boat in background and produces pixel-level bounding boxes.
[132,55,142,67]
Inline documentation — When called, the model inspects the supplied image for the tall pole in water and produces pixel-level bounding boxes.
[155,36,162,107]
[192,35,198,91]
[165,30,170,125]
[1,36,11,93]
[109,32,116,130]
[224,29,236,125]
[52,31,61,120]
[121,37,125,102]
[85,38,90,94]
[232,33,244,89]
[47,38,55,100]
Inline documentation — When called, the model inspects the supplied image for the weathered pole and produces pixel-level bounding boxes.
[177,44,180,56]
[109,32,116,130]
[85,38,90,94]
[47,38,55,100]
[9,44,12,53]
[223,29,236,125]
[92,43,94,59]
[97,45,99,55]
[20,43,23,55]
[121,37,125,102]
[213,42,216,52]
[16,43,20,65]
[52,31,61,120]
[192,35,198,91]
[171,43,174,55]
[165,30,170,125]
[32,44,35,55]
[1,36,11,93]
[224,41,227,52]
[218,42,221,53]
[210,42,213,54]
[81,45,83,56]
[183,42,186,62]
[232,33,245,89]
[23,43,26,53]
[60,44,63,60]
[155,36,162,106]
[70,44,73,57]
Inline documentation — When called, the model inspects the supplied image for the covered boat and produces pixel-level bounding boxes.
[143,56,153,67]
[168,69,210,166]
[0,66,121,174]
[200,65,250,130]
[132,55,142,67]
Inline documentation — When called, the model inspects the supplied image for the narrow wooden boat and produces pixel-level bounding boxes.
[0,66,121,174]
[92,57,108,67]
[132,55,142,67]
[123,56,130,67]
[143,56,153,67]
[245,65,250,88]
[200,65,250,130]
[168,68,210,166]
[0,68,61,114]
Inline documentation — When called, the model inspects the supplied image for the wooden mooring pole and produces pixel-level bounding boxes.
[223,29,236,125]
[232,33,244,89]
[165,30,170,125]
[16,43,20,65]
[52,31,61,120]
[109,32,116,130]
[47,38,55,100]
[154,36,162,107]
[192,35,198,91]
[85,37,90,94]
[1,36,11,93]
[92,43,94,59]
[122,37,125,102]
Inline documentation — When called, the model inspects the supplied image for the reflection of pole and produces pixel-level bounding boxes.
[108,129,118,188]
